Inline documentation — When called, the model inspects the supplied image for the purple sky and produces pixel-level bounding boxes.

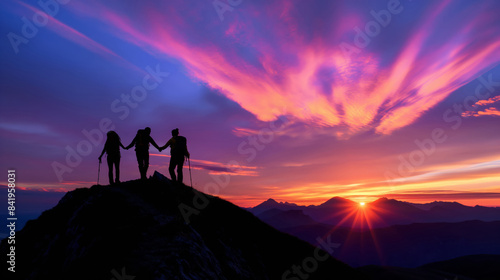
[1,0,500,208]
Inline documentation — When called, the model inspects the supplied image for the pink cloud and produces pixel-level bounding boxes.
[17,186,69,192]
[67,0,500,137]
[150,154,258,176]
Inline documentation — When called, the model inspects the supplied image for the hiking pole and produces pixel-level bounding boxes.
[97,159,101,185]
[187,156,193,188]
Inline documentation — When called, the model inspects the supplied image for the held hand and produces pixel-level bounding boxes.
[186,152,190,158]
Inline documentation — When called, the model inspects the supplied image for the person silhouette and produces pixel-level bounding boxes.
[160,128,190,184]
[125,127,161,180]
[98,131,126,185]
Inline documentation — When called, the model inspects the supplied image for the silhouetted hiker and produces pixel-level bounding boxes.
[98,131,126,185]
[125,127,161,180]
[160,128,190,184]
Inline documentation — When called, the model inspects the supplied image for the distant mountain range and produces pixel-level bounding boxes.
[249,197,500,228]
[248,197,500,268]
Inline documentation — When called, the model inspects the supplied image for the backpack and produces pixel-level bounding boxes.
[136,130,149,149]
[171,136,187,156]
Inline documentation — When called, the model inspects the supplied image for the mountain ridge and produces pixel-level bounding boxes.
[0,172,363,280]
[253,196,500,209]
[249,196,500,228]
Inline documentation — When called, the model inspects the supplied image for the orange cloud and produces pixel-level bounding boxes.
[66,1,500,138]
[462,96,500,117]
[477,108,500,116]
[473,95,500,107]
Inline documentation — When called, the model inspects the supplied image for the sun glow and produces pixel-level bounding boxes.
[359,202,365,206]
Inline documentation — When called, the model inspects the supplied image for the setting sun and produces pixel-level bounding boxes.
[360,202,366,206]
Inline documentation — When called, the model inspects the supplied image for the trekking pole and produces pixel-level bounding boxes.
[97,159,101,185]
[188,156,193,188]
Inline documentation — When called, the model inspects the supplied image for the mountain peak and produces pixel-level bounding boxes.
[0,172,360,280]
[320,196,354,207]
[371,197,406,206]
[257,198,298,207]
[265,198,278,204]
[373,197,390,203]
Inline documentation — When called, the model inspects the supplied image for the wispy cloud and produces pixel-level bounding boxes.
[378,190,500,201]
[0,122,56,136]
[17,2,118,58]
[15,1,147,75]
[68,0,500,138]
[389,160,500,184]
[150,154,258,176]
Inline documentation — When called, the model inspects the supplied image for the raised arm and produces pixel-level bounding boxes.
[149,136,161,151]
[119,141,126,150]
[160,138,173,150]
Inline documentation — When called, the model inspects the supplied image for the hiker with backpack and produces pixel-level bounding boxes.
[98,131,126,185]
[125,127,161,180]
[159,128,190,184]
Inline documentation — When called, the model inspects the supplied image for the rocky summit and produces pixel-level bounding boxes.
[0,172,363,280]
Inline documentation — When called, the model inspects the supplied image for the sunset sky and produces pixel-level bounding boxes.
[1,0,499,209]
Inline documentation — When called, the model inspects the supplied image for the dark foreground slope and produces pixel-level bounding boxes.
[359,254,500,280]
[0,172,364,280]
[285,220,500,267]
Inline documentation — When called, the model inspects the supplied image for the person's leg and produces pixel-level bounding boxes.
[107,156,114,185]
[115,156,121,183]
[177,157,185,184]
[136,151,144,179]
[169,156,177,182]
[143,152,149,179]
